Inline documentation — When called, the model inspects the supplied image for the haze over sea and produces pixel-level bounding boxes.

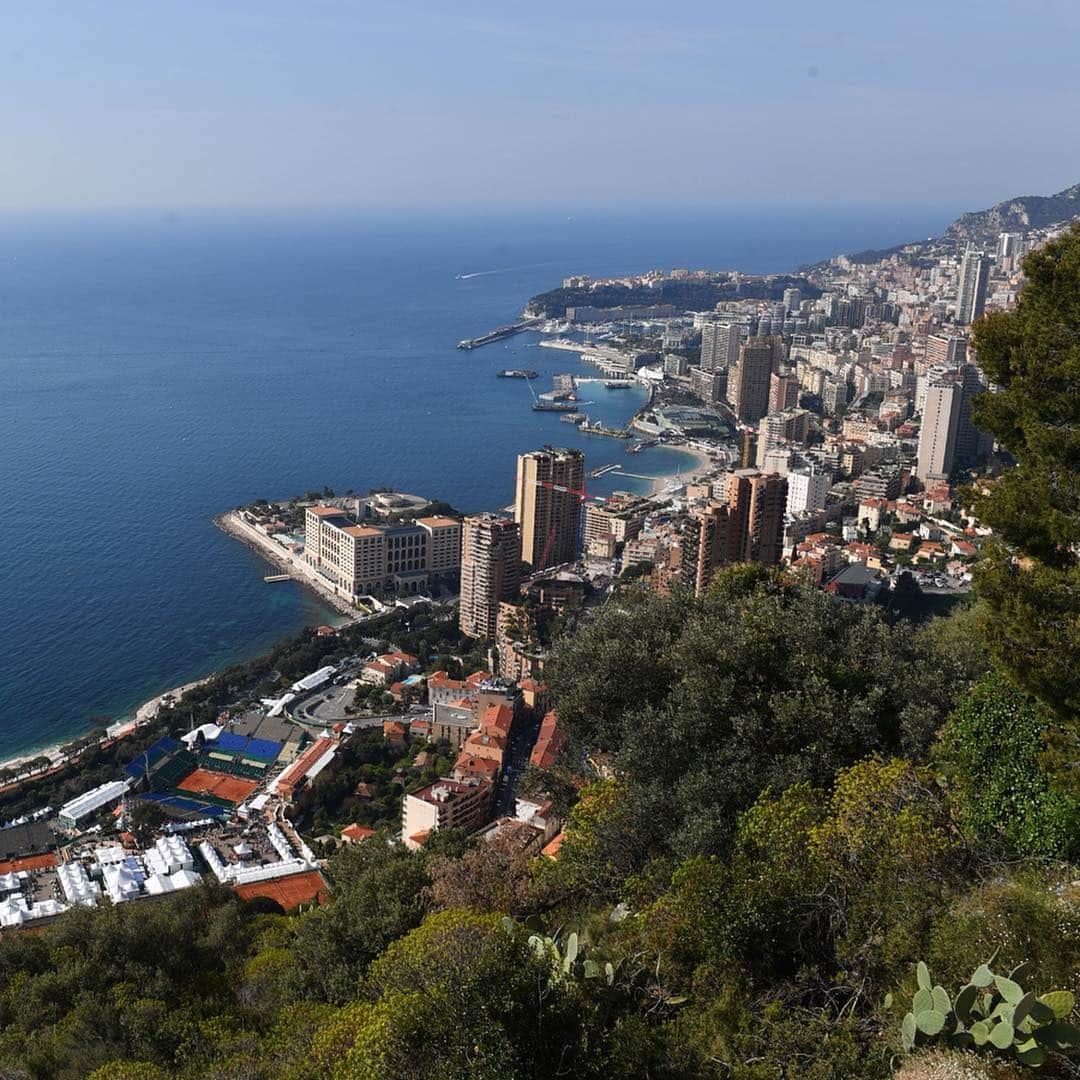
[0,206,953,758]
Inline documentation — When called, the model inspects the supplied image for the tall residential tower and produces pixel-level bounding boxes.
[956,249,990,325]
[514,447,585,570]
[459,514,522,640]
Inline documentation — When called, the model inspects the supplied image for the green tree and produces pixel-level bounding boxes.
[968,223,1080,764]
[936,670,1080,858]
[300,910,594,1079]
[290,842,429,1003]
[549,570,985,867]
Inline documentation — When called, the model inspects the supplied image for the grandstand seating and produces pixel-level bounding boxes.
[123,737,182,781]
[195,752,266,781]
[153,752,199,791]
[204,732,282,764]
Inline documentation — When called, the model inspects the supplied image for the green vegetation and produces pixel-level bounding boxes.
[7,565,1076,1078]
[1,235,1080,1077]
[968,224,1080,745]
[525,275,820,318]
[897,959,1078,1066]
[291,731,454,836]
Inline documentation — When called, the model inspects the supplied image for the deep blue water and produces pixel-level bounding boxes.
[0,206,954,757]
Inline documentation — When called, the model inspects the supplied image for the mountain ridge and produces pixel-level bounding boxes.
[945,180,1080,245]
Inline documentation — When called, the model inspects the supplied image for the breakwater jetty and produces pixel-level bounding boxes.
[457,317,542,350]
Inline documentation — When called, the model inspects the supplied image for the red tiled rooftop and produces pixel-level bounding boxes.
[341,823,376,843]
[541,833,564,860]
[481,703,513,735]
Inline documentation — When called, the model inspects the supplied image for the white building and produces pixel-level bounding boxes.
[786,469,829,516]
[56,861,102,906]
[58,780,131,829]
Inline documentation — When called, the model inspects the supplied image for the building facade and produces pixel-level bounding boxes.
[514,447,585,570]
[786,469,829,516]
[402,779,491,850]
[956,249,990,325]
[304,507,461,600]
[729,338,775,424]
[916,381,961,482]
[459,514,522,640]
[721,469,787,565]
[700,320,741,372]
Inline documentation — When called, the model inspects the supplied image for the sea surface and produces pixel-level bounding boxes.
[0,205,954,758]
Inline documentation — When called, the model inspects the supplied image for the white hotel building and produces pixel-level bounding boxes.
[304,506,461,600]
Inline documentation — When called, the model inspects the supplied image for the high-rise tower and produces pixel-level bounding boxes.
[459,514,522,640]
[956,249,990,325]
[514,447,585,570]
[700,320,741,373]
[729,339,775,424]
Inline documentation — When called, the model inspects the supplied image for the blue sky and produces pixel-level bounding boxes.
[3,0,1079,211]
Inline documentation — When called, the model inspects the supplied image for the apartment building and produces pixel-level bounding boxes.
[459,514,522,640]
[514,447,585,570]
[402,779,492,850]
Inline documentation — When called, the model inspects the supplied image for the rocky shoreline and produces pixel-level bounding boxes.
[214,510,362,622]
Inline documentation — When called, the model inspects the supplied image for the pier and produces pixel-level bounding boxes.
[588,463,620,479]
[458,317,542,350]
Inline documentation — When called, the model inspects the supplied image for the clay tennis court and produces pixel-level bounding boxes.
[0,853,57,875]
[234,870,328,910]
[175,768,260,805]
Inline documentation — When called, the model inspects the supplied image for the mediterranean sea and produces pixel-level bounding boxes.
[0,206,954,757]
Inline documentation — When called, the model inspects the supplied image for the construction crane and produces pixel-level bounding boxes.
[528,475,592,571]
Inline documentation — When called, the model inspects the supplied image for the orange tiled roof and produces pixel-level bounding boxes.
[541,833,564,859]
[481,703,513,735]
[341,823,376,843]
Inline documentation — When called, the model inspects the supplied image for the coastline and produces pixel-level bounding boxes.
[216,511,364,623]
[0,676,213,789]
[1,431,713,784]
[645,445,718,498]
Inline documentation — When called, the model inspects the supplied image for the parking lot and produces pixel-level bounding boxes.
[296,684,358,724]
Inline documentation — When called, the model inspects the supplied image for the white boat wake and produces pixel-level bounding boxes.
[455,260,565,280]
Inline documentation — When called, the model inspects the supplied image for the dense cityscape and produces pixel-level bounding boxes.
[6,0,1080,1072]
[3,172,1080,1073]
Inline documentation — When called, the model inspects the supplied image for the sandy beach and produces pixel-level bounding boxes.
[646,445,720,498]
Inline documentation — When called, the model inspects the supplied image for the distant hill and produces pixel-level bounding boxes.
[800,180,1080,274]
[944,180,1080,247]
[524,275,820,319]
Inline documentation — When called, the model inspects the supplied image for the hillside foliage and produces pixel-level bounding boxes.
[2,234,1080,1079]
